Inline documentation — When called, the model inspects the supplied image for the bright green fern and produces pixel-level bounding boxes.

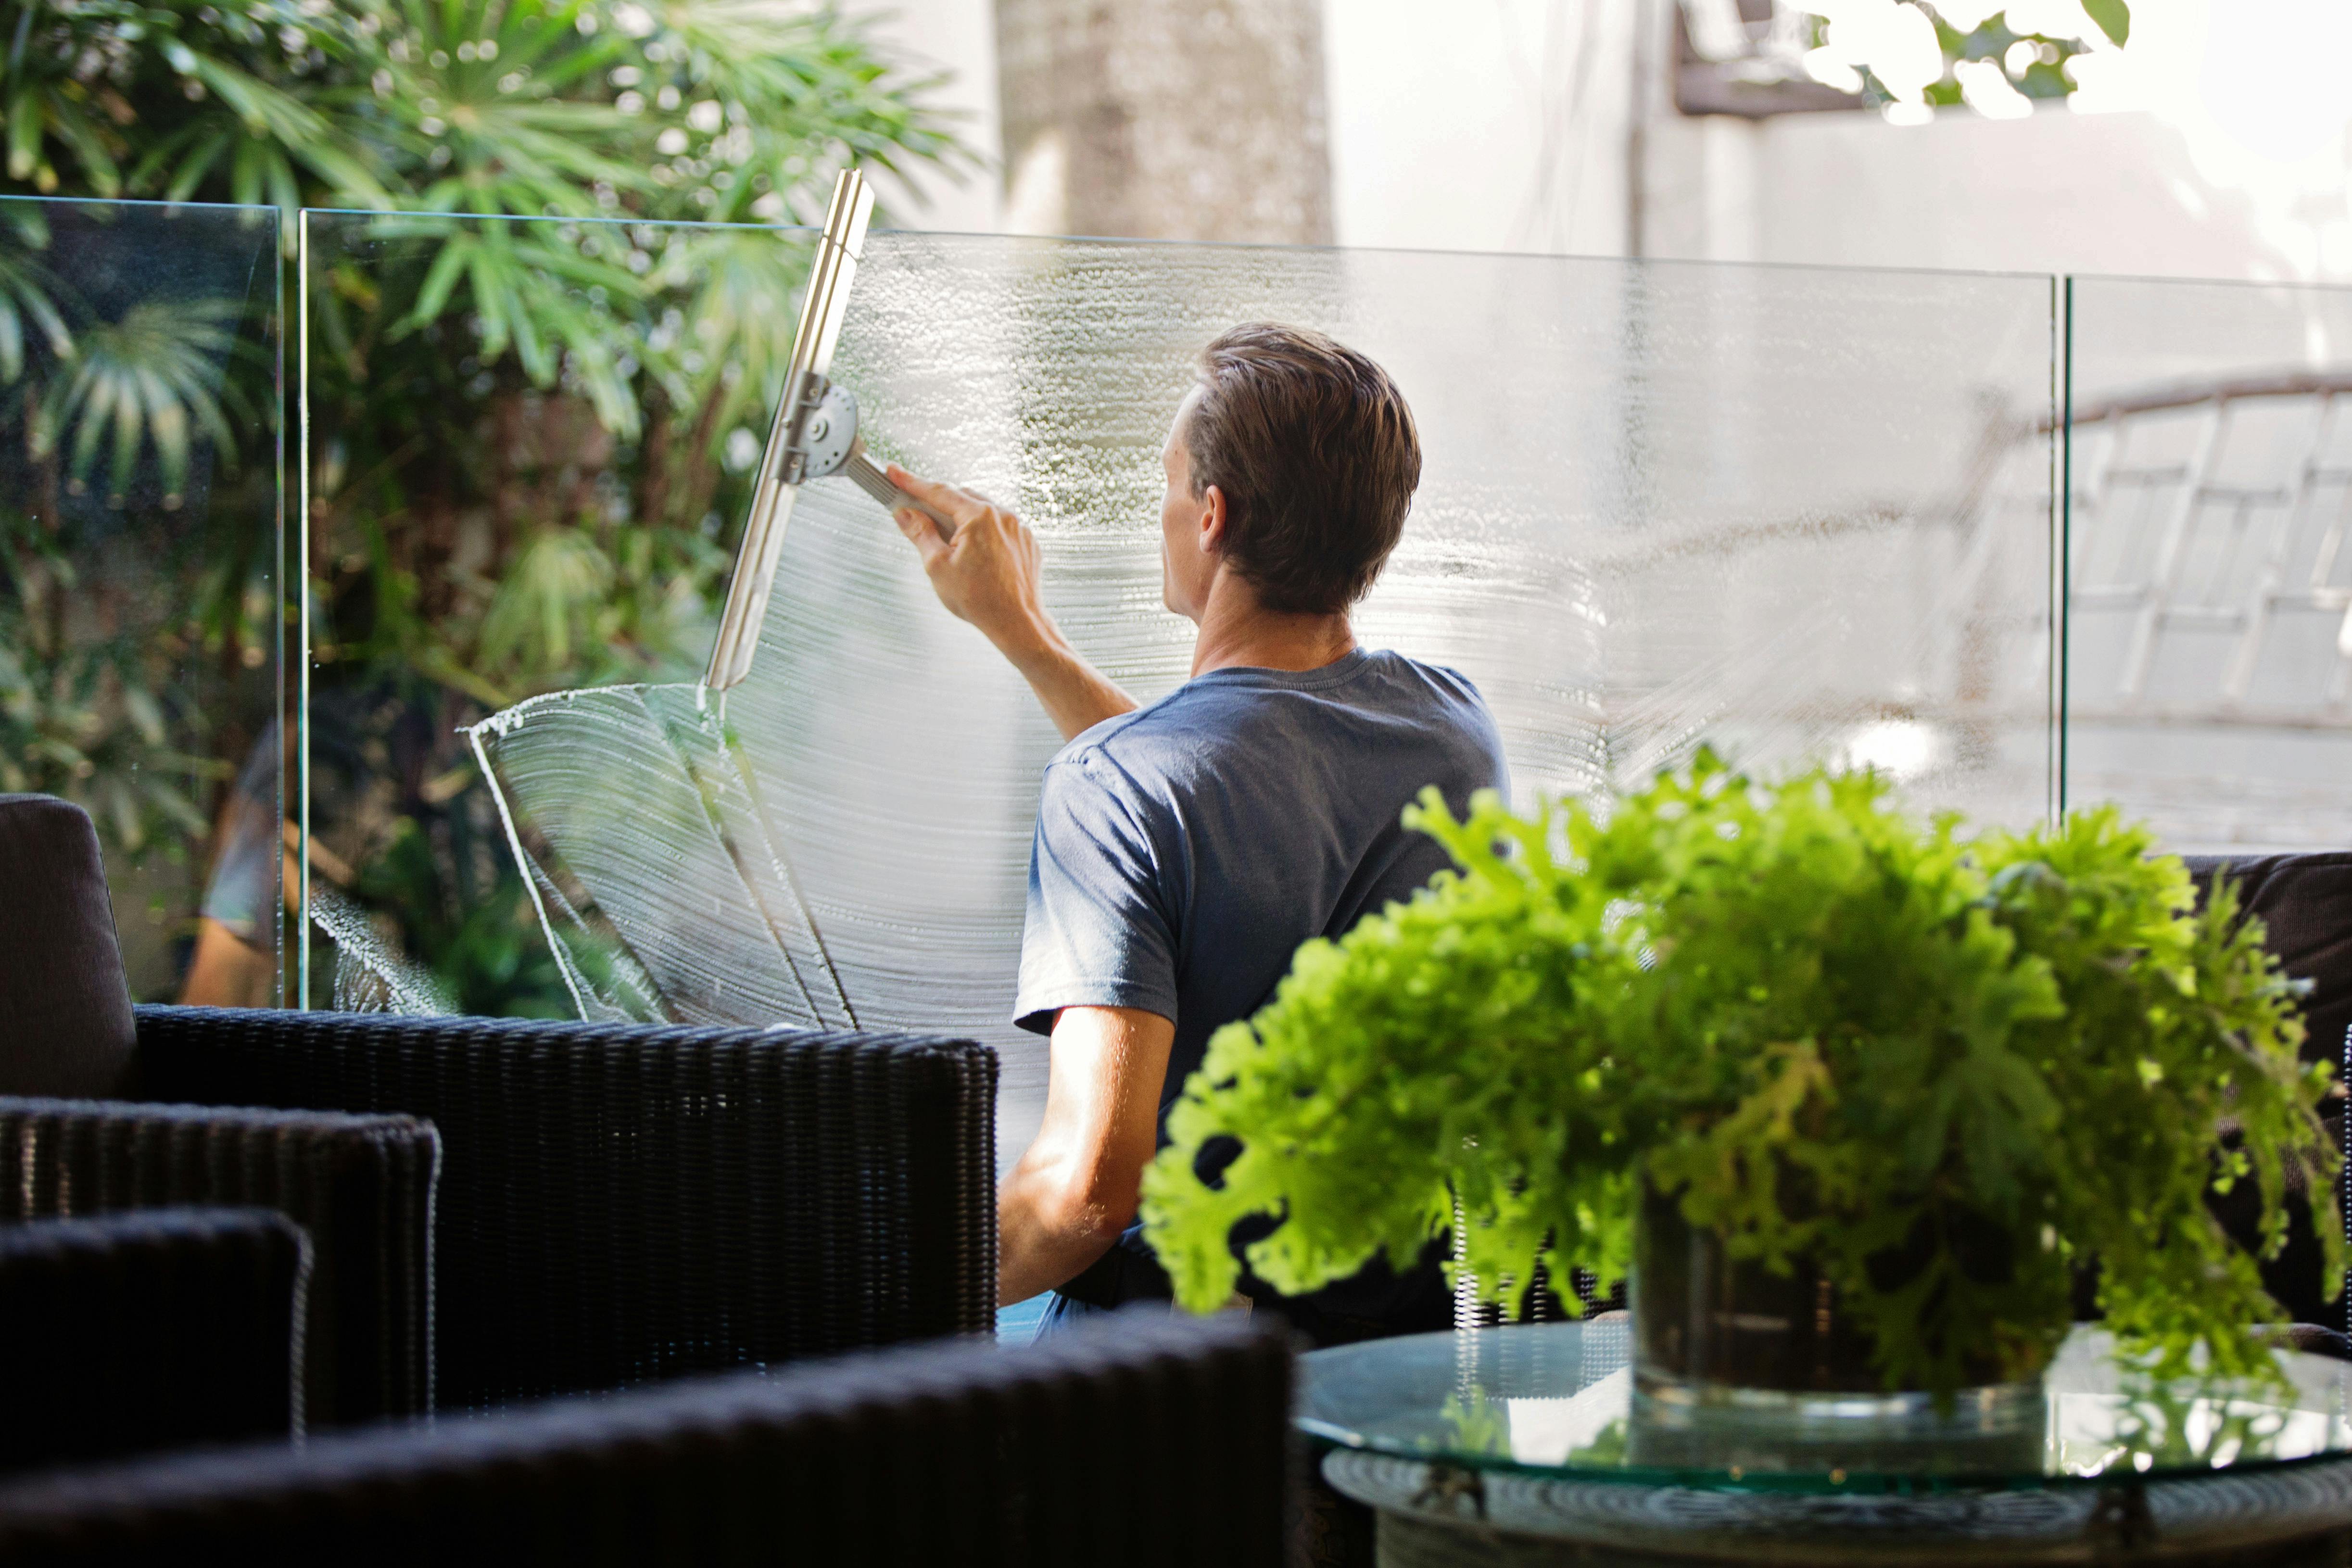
[1141,751,2339,1396]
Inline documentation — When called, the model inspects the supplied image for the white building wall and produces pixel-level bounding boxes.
[855,0,2352,290]
[1646,106,2339,283]
[1321,0,1644,257]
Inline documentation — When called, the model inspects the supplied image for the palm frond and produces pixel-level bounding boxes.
[38,299,243,495]
[0,240,73,382]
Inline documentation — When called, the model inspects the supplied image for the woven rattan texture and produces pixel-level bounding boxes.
[0,1207,306,1471]
[0,1306,1285,1567]
[0,1098,434,1428]
[130,1007,998,1409]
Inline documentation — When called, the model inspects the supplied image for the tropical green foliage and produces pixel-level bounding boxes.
[1142,753,2338,1397]
[39,296,246,492]
[2,0,957,237]
[1808,0,2130,109]
[1921,0,2124,104]
[0,498,236,853]
[1,0,966,1006]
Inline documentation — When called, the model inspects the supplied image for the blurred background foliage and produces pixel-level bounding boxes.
[1774,0,2130,111]
[1907,0,2127,108]
[2,0,970,1010]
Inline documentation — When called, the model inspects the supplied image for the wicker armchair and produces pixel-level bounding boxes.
[125,1007,998,1411]
[0,1307,1287,1568]
[0,1207,308,1471]
[0,1099,435,1427]
[2,794,998,1429]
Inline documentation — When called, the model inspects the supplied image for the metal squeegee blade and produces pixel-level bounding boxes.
[704,168,877,691]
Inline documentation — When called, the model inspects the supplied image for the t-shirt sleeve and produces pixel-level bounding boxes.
[1013,753,1179,1036]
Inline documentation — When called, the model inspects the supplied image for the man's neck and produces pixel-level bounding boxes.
[1187,569,1357,679]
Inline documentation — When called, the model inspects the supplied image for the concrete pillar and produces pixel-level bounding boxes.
[993,0,1334,244]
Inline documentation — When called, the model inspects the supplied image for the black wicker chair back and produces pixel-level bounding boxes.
[130,1008,997,1408]
[0,1098,436,1426]
[0,1308,1288,1568]
[0,1208,306,1471]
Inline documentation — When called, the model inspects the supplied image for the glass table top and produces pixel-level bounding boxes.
[1295,1321,2352,1494]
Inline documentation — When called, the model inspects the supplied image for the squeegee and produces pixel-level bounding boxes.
[704,167,953,692]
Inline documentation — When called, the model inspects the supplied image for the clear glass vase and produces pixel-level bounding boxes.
[1627,1183,2051,1474]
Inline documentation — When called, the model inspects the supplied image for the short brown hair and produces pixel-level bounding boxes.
[1182,323,1421,616]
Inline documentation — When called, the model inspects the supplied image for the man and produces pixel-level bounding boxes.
[887,323,1506,1342]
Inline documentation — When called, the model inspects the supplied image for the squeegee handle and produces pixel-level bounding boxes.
[843,446,957,539]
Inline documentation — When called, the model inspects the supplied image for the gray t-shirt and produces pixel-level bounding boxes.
[1014,647,1510,1118]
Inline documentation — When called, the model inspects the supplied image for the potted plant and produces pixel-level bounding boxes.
[1141,753,2339,1435]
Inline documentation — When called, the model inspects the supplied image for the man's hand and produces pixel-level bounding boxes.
[887,465,1049,654]
[887,463,1139,741]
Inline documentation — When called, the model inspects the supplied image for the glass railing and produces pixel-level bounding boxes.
[298,213,2061,1159]
[13,201,2338,1159]
[0,196,282,1005]
[2061,275,2352,853]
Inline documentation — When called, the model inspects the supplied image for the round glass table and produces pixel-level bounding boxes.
[1294,1320,2352,1565]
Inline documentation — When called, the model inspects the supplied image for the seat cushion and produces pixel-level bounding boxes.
[2183,852,2352,1065]
[0,796,136,1097]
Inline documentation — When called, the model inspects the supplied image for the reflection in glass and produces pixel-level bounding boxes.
[1300,1321,2352,1488]
[2063,276,2352,851]
[0,197,280,1003]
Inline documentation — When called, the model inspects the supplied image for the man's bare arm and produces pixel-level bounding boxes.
[997,1004,1174,1306]
[887,466,1137,742]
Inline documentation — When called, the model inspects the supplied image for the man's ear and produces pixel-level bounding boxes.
[1198,483,1228,555]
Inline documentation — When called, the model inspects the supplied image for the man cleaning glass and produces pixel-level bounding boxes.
[888,323,1506,1343]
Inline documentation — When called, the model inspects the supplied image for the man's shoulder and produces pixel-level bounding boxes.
[1038,705,1176,814]
[1046,702,1166,777]
[1049,650,1499,781]
[1037,698,1207,832]
[1348,650,1505,756]
[1045,671,1265,767]
[1361,649,1494,713]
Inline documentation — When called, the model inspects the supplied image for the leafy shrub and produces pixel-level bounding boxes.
[1142,753,2339,1394]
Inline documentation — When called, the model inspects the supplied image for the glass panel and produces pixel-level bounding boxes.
[2063,275,2352,852]
[303,215,2055,1162]
[297,210,813,1015]
[0,197,281,1005]
[1294,1320,2352,1490]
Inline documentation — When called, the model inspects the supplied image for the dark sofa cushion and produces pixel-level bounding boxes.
[0,796,136,1097]
[2182,852,2352,1066]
